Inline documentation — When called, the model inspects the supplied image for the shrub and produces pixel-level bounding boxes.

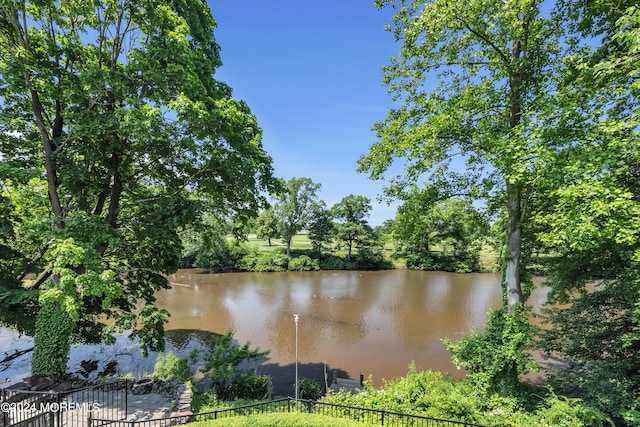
[214,374,271,401]
[298,378,322,400]
[443,306,538,397]
[196,331,270,400]
[152,352,190,382]
[288,255,320,271]
[319,255,345,270]
[241,249,289,272]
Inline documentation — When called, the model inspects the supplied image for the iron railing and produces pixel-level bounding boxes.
[88,397,489,427]
[1,379,128,427]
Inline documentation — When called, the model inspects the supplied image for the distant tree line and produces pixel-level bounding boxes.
[180,177,393,272]
[180,177,494,274]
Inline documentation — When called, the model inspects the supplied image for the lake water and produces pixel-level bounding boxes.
[0,269,549,394]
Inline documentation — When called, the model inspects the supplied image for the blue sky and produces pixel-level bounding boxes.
[207,1,400,226]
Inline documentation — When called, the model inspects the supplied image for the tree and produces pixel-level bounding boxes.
[331,195,372,260]
[307,204,334,258]
[531,3,640,423]
[273,177,322,256]
[194,331,270,400]
[359,0,560,310]
[357,0,565,393]
[256,208,279,246]
[392,189,436,268]
[180,215,247,272]
[394,193,488,272]
[0,0,278,378]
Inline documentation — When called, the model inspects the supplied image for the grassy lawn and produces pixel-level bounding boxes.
[246,234,330,253]
[188,412,377,427]
[245,234,312,251]
[243,233,500,272]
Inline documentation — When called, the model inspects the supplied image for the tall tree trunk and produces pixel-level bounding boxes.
[504,36,526,311]
[505,182,524,309]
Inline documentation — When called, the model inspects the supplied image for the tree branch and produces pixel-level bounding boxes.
[454,15,510,65]
[0,348,34,367]
[16,244,50,282]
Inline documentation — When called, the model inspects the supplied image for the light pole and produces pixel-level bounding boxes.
[294,313,299,404]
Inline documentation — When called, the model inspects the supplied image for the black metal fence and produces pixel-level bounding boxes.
[1,380,128,427]
[88,397,488,427]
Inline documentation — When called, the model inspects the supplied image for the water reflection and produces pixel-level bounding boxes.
[161,270,508,386]
[1,270,548,395]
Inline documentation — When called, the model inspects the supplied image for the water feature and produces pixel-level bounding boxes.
[1,270,549,395]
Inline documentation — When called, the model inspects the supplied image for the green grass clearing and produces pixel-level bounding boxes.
[187,412,377,427]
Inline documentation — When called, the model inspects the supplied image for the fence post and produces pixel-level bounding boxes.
[2,390,7,427]
[381,410,385,426]
[125,379,128,419]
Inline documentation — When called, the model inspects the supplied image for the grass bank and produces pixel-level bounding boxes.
[187,412,376,427]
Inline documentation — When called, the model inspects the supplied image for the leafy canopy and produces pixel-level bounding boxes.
[0,0,279,373]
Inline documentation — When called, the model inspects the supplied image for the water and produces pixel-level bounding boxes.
[159,270,508,392]
[1,270,548,395]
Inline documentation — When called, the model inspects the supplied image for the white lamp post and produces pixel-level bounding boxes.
[294,313,299,404]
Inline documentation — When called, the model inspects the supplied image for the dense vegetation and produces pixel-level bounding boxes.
[179,189,489,273]
[0,0,279,378]
[1,0,639,425]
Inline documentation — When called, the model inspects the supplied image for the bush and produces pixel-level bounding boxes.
[182,236,248,272]
[323,365,610,426]
[288,255,320,271]
[214,374,271,401]
[196,331,270,401]
[241,249,289,272]
[298,378,322,400]
[152,352,190,382]
[319,255,345,270]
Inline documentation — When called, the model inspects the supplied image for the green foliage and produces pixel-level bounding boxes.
[255,209,279,246]
[31,299,75,379]
[538,269,640,424]
[331,195,373,261]
[530,392,611,427]
[307,207,334,258]
[273,178,322,256]
[188,412,376,427]
[529,7,640,422]
[213,374,271,401]
[197,332,270,400]
[393,195,488,273]
[444,306,538,397]
[318,255,346,270]
[0,0,278,373]
[240,248,289,272]
[152,352,190,383]
[287,255,320,272]
[298,378,322,400]
[323,364,609,426]
[181,218,249,272]
[324,366,482,423]
[360,0,565,309]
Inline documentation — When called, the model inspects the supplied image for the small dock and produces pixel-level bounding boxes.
[329,373,364,394]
